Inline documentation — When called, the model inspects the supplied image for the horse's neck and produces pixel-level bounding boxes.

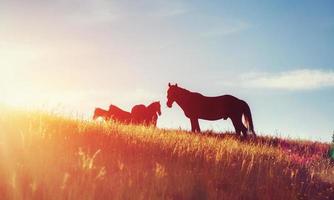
[102,110,109,117]
[111,106,125,113]
[97,108,107,114]
[175,91,191,110]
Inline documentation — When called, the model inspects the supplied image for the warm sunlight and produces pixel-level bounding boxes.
[0,42,132,111]
[0,50,53,109]
[1,1,334,199]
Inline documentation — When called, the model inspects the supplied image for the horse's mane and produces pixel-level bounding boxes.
[173,86,202,97]
[176,86,191,93]
[109,104,126,112]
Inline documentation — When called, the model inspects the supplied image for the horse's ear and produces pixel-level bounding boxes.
[168,82,171,87]
[175,83,178,87]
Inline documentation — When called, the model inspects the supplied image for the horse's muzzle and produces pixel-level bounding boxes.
[166,102,173,108]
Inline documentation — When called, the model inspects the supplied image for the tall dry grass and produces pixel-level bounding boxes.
[0,107,333,199]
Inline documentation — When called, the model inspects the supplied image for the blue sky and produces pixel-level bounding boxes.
[1,0,334,141]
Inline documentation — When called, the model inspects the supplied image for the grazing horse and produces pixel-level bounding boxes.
[131,101,161,126]
[166,83,255,137]
[93,107,111,120]
[108,104,133,124]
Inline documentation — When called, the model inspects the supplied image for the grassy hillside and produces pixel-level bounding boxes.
[0,107,333,200]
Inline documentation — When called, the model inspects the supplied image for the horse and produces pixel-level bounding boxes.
[108,104,133,124]
[166,83,255,137]
[146,101,161,126]
[93,107,111,120]
[131,101,161,126]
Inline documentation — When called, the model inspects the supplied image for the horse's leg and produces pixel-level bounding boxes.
[231,114,247,137]
[190,118,201,132]
[231,118,241,136]
[240,122,248,137]
[195,118,201,132]
[152,115,158,127]
[233,116,248,137]
[190,118,196,132]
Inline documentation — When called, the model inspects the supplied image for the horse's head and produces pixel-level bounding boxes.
[93,108,99,120]
[93,107,105,120]
[147,101,161,116]
[167,83,179,108]
[154,101,161,116]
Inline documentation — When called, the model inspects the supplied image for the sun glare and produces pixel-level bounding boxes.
[0,44,67,109]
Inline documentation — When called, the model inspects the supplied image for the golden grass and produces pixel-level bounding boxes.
[0,107,333,199]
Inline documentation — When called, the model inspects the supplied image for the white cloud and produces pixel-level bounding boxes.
[241,69,334,90]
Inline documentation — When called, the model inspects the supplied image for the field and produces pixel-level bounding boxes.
[0,107,334,200]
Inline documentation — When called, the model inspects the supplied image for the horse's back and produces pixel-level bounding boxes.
[109,104,132,122]
[188,93,245,120]
[130,104,148,124]
[197,94,241,107]
[131,104,160,126]
[208,94,239,101]
[131,104,146,114]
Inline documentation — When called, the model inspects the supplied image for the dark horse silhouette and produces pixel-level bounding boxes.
[131,101,161,126]
[92,105,132,124]
[108,104,133,124]
[166,83,255,137]
[93,102,161,126]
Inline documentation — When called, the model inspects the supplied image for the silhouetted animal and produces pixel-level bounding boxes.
[131,101,161,126]
[93,107,111,120]
[166,83,255,137]
[108,104,133,124]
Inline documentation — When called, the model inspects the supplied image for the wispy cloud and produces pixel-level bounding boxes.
[64,0,122,23]
[201,20,251,37]
[149,8,188,17]
[145,0,189,18]
[240,69,334,90]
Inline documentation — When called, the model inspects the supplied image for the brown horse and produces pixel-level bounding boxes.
[93,107,111,120]
[131,101,161,126]
[108,104,133,124]
[166,83,255,137]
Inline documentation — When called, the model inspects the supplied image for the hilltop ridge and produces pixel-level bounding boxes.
[0,108,333,199]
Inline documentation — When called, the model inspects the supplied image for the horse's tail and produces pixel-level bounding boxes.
[242,101,255,136]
